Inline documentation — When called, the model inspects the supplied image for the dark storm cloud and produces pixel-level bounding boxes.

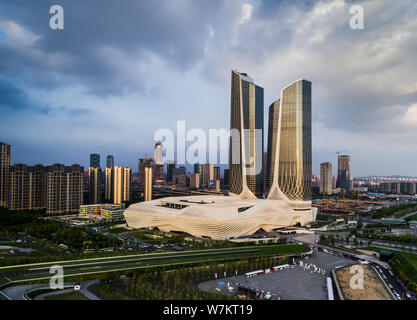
[0,0,416,175]
[0,79,29,110]
[0,0,226,95]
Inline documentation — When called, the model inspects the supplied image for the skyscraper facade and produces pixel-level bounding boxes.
[0,142,11,208]
[106,155,114,168]
[320,162,333,195]
[203,163,214,188]
[90,153,100,168]
[229,70,264,199]
[45,164,84,214]
[214,166,220,181]
[9,164,46,211]
[266,79,312,209]
[194,163,203,187]
[113,166,131,204]
[104,167,113,202]
[337,155,351,193]
[138,157,153,184]
[88,167,102,204]
[223,169,229,188]
[167,161,176,183]
[265,99,280,196]
[144,167,152,201]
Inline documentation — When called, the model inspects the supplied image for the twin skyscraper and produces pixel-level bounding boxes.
[124,71,315,239]
[229,70,312,211]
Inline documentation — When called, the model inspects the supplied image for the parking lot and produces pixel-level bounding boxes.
[199,250,353,300]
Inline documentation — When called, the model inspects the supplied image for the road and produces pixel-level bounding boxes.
[1,280,100,300]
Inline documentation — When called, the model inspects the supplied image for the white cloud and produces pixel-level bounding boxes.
[240,4,253,24]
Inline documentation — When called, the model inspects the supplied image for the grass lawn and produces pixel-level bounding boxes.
[44,291,89,300]
[405,212,417,221]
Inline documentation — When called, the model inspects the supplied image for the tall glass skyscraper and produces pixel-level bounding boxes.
[229,70,264,199]
[90,153,100,168]
[106,155,114,168]
[337,155,350,193]
[266,79,312,208]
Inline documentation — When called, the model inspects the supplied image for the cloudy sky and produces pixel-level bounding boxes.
[0,0,416,176]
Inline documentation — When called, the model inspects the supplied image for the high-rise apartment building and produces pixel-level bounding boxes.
[138,157,153,184]
[88,167,102,204]
[104,167,113,202]
[0,142,11,208]
[214,166,220,181]
[320,162,333,195]
[45,164,84,214]
[266,79,312,209]
[190,173,200,189]
[229,71,264,199]
[90,153,100,168]
[223,169,229,188]
[113,166,131,204]
[106,155,114,168]
[194,163,203,187]
[203,163,214,188]
[144,167,152,201]
[167,161,176,183]
[337,155,351,193]
[9,164,46,211]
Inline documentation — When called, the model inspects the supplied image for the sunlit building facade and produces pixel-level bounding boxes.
[267,79,312,213]
[229,70,264,199]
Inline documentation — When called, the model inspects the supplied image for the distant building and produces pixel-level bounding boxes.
[104,167,113,202]
[0,142,11,208]
[167,161,176,183]
[106,155,114,168]
[223,169,229,188]
[194,163,203,187]
[88,167,102,204]
[214,166,220,181]
[381,181,401,194]
[45,164,84,214]
[9,164,46,211]
[215,180,220,191]
[337,155,351,193]
[203,163,214,188]
[190,173,200,189]
[400,182,417,194]
[101,206,125,219]
[80,203,125,219]
[320,162,333,195]
[113,166,131,204]
[90,153,100,168]
[144,167,152,201]
[175,166,186,176]
[138,157,153,184]
[173,174,186,187]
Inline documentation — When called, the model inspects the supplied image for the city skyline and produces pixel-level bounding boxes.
[0,1,416,177]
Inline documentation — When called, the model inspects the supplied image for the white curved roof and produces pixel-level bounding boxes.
[124,195,315,239]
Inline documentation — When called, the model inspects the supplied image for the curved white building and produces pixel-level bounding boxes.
[124,75,316,239]
[124,195,316,240]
